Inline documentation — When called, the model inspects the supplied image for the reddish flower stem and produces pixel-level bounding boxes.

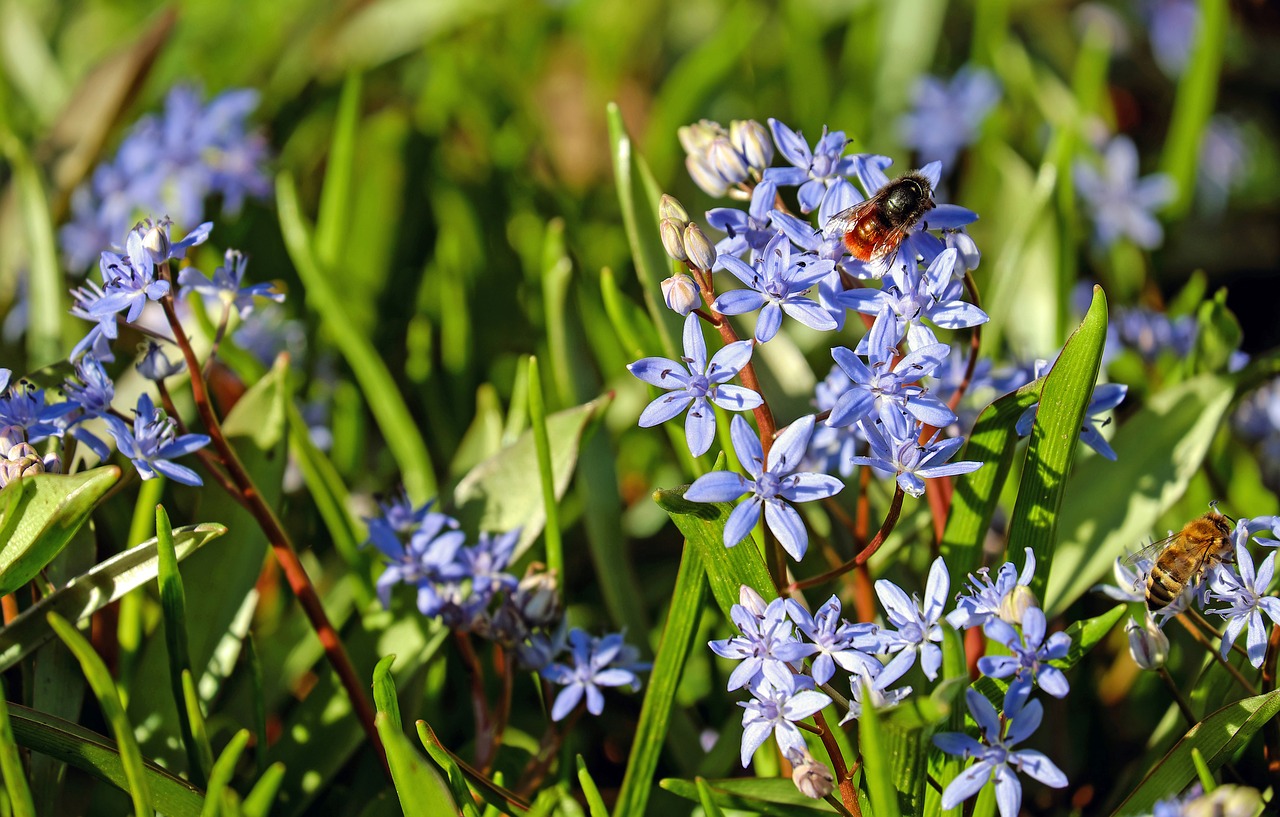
[786,486,906,594]
[812,708,860,815]
[455,631,495,768]
[158,283,385,774]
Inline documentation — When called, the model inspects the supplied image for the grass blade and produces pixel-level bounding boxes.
[0,679,35,817]
[155,505,207,786]
[199,729,250,817]
[48,612,153,817]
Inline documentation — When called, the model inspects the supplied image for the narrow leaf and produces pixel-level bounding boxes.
[155,505,205,786]
[0,679,35,817]
[1055,604,1126,670]
[242,762,286,817]
[527,356,563,581]
[199,729,250,817]
[378,713,458,817]
[576,756,609,817]
[861,697,903,817]
[658,777,837,814]
[1159,0,1228,218]
[372,654,402,729]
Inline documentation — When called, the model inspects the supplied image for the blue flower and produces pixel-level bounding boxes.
[803,364,865,477]
[784,595,881,686]
[627,313,763,457]
[541,629,644,721]
[838,654,914,723]
[136,341,186,380]
[850,411,982,498]
[899,66,1000,168]
[1207,541,1280,668]
[978,606,1072,698]
[178,248,283,318]
[875,556,950,681]
[89,227,173,324]
[435,528,522,630]
[60,86,270,271]
[1115,306,1196,362]
[0,377,76,443]
[710,586,813,691]
[1093,553,1149,604]
[827,307,957,431]
[62,355,116,460]
[685,414,844,560]
[1073,136,1176,249]
[948,547,1039,630]
[763,119,859,214]
[707,180,780,264]
[839,248,989,351]
[1143,0,1198,78]
[932,686,1068,817]
[738,661,831,767]
[1197,115,1248,214]
[103,393,210,486]
[368,506,467,611]
[713,231,838,342]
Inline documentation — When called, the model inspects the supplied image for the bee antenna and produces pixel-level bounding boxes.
[1209,499,1237,524]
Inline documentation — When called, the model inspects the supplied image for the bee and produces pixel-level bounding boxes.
[823,171,936,268]
[1127,510,1235,611]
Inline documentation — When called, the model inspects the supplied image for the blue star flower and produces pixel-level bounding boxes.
[874,556,950,681]
[899,66,1001,169]
[784,595,882,686]
[178,248,283,318]
[763,119,859,214]
[627,313,763,457]
[89,227,173,324]
[804,364,866,477]
[932,686,1068,817]
[978,606,1072,698]
[0,377,77,443]
[738,661,831,768]
[713,231,838,342]
[1017,381,1127,461]
[136,341,186,380]
[69,278,120,362]
[62,355,116,460]
[710,586,814,691]
[707,179,780,264]
[838,653,915,723]
[368,505,467,610]
[1073,135,1176,249]
[541,629,644,721]
[685,414,844,560]
[1207,541,1280,668]
[948,547,1039,630]
[103,393,210,486]
[850,410,982,498]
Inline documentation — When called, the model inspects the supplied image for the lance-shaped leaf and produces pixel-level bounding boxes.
[659,777,837,814]
[0,523,226,672]
[0,466,120,595]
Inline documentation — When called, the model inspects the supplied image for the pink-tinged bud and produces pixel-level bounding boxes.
[997,585,1039,626]
[731,119,773,173]
[788,749,835,799]
[661,274,700,317]
[1126,615,1168,670]
[683,223,716,272]
[1185,785,1263,817]
[660,219,688,262]
[658,194,689,224]
[1,442,45,488]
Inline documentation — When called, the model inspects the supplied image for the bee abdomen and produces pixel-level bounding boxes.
[1145,565,1183,610]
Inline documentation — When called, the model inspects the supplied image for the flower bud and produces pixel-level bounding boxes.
[660,219,688,262]
[1126,615,1168,670]
[788,749,835,800]
[137,341,186,381]
[683,223,717,272]
[658,194,689,224]
[1,442,45,487]
[1185,785,1263,817]
[685,155,729,198]
[42,450,63,475]
[731,119,773,173]
[997,585,1039,626]
[707,138,750,188]
[513,567,561,628]
[946,230,981,274]
[661,274,700,317]
[678,119,723,155]
[0,425,25,457]
[140,217,173,264]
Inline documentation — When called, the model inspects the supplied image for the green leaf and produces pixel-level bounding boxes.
[220,354,289,449]
[378,713,458,817]
[653,485,773,618]
[0,466,120,595]
[940,377,1045,587]
[7,702,204,816]
[315,71,362,270]
[277,171,437,502]
[1111,690,1280,816]
[372,654,402,730]
[695,778,729,817]
[180,670,213,785]
[1159,0,1228,219]
[527,356,563,579]
[614,542,706,816]
[860,695,903,817]
[1190,289,1242,376]
[575,756,608,817]
[48,612,153,817]
[200,729,250,817]
[1055,604,1126,670]
[0,679,35,817]
[1,132,65,367]
[453,393,611,559]
[0,523,226,673]
[242,762,286,817]
[658,777,837,815]
[1011,285,1108,600]
[416,721,529,816]
[1044,373,1235,616]
[413,722,483,817]
[154,505,207,786]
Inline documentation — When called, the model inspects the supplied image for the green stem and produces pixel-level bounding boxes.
[527,356,563,585]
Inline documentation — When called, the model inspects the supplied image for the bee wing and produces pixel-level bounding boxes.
[1122,531,1181,569]
[821,199,875,239]
[866,224,913,263]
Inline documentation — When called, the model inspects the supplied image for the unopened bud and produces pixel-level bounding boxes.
[997,585,1039,626]
[677,120,723,155]
[788,749,835,800]
[140,218,172,264]
[658,194,689,224]
[660,219,688,262]
[1185,785,1263,817]
[683,223,717,271]
[514,567,561,628]
[137,341,185,381]
[661,274,700,316]
[1,442,45,487]
[478,600,528,647]
[731,119,773,173]
[1126,615,1169,670]
[42,451,62,475]
[0,425,25,457]
[946,230,981,274]
[685,155,729,198]
[707,138,749,187]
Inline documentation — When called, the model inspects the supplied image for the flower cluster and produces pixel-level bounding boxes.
[60,86,271,271]
[363,494,646,720]
[712,549,1071,811]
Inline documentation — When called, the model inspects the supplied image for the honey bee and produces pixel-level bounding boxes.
[823,171,937,268]
[1127,510,1235,611]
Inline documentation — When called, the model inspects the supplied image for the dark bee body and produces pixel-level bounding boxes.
[825,172,936,264]
[1141,512,1234,610]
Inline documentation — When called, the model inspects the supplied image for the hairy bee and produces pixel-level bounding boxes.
[1128,510,1235,611]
